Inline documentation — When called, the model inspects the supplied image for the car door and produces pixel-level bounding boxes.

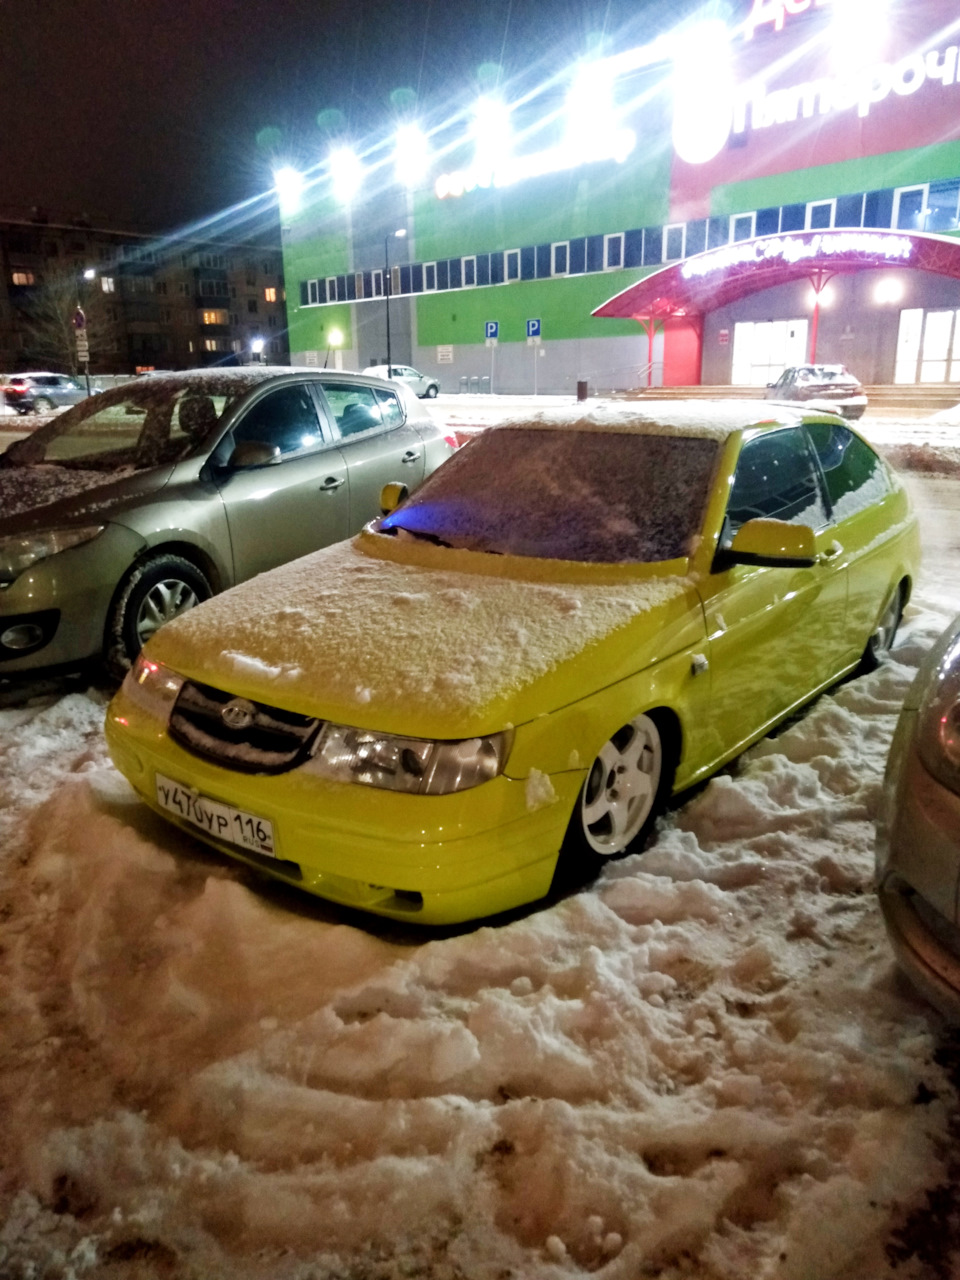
[213,381,350,582]
[805,419,899,662]
[318,379,426,530]
[698,426,848,757]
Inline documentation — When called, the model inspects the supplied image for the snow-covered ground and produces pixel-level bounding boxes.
[2,421,960,1279]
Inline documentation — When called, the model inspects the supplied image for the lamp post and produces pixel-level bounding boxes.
[76,267,96,394]
[251,336,265,365]
[384,228,406,374]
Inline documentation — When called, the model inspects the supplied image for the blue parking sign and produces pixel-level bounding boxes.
[526,318,541,338]
[485,320,499,340]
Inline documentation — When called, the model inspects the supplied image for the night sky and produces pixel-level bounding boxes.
[1,0,706,236]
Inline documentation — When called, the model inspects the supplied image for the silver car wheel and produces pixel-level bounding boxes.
[135,578,200,643]
[580,714,663,856]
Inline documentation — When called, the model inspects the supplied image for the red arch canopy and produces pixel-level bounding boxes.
[592,229,960,322]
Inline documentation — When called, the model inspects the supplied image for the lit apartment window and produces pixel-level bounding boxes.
[11,271,35,285]
[201,309,229,325]
[265,286,277,302]
[101,276,116,293]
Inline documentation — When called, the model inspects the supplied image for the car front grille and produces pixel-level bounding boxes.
[168,679,320,774]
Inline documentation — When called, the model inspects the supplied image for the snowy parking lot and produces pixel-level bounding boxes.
[2,414,960,1279]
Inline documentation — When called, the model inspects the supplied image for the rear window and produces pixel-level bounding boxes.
[380,426,720,563]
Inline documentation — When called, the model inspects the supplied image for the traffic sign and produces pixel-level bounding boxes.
[485,320,499,340]
[526,318,541,339]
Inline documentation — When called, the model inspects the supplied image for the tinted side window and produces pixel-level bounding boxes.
[321,383,384,438]
[723,429,828,546]
[232,385,324,458]
[806,421,890,519]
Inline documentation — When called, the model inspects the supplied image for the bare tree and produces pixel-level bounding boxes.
[19,271,120,374]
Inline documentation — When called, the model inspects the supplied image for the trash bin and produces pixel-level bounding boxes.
[576,379,589,402]
[469,375,480,393]
[480,375,490,394]
[458,376,469,394]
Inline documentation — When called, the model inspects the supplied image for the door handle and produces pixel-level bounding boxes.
[818,540,843,563]
[319,476,345,491]
[401,449,421,464]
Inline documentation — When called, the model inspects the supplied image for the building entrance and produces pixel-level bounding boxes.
[895,309,960,384]
[731,319,808,386]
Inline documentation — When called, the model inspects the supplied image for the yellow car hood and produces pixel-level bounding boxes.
[148,529,703,738]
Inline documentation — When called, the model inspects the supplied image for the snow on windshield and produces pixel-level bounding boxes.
[381,428,720,562]
[1,369,269,473]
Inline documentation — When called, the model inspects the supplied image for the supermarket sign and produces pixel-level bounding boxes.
[681,232,914,280]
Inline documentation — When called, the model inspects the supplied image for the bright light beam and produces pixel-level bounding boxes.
[394,124,431,188]
[273,167,306,219]
[329,148,364,205]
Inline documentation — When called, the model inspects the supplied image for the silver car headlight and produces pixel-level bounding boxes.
[0,525,105,584]
[916,629,960,793]
[301,723,513,795]
[121,653,185,721]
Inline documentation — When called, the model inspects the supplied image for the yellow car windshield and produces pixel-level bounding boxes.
[380,426,720,563]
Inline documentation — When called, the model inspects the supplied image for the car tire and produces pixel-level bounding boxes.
[425,384,439,398]
[106,554,212,678]
[34,396,54,413]
[551,711,676,894]
[859,581,905,673]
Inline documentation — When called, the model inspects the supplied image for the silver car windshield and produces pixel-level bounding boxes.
[379,426,720,563]
[1,375,259,471]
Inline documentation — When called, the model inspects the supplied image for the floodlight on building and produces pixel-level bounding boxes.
[875,276,905,304]
[394,124,430,188]
[82,268,96,281]
[671,20,734,167]
[329,147,364,205]
[472,96,512,186]
[274,167,305,218]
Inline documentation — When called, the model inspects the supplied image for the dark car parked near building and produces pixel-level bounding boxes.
[0,367,454,676]
[765,365,868,420]
[3,372,91,415]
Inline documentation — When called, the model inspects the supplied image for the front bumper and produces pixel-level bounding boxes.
[0,523,146,672]
[877,710,960,1019]
[105,689,581,925]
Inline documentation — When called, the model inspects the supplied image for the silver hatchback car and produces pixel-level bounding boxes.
[0,367,454,676]
[877,613,960,1016]
[363,364,440,399]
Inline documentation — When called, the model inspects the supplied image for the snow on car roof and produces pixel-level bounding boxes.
[155,538,693,727]
[489,398,803,440]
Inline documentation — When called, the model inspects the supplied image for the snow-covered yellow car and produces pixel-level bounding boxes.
[106,402,919,924]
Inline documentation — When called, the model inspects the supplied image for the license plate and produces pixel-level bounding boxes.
[155,773,275,857]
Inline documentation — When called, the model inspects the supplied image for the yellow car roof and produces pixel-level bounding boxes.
[488,398,807,440]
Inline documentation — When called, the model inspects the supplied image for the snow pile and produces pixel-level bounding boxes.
[1,605,958,1278]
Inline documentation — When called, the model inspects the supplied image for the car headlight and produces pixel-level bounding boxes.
[0,525,105,584]
[916,628,960,793]
[121,653,185,720]
[301,723,513,795]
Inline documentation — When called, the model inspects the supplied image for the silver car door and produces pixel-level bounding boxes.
[318,379,426,530]
[214,381,350,582]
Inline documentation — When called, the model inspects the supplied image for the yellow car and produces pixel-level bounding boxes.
[106,402,919,924]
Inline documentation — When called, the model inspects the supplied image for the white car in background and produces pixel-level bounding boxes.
[363,364,440,399]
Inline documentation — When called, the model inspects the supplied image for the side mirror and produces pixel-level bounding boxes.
[228,440,281,468]
[380,481,409,515]
[720,518,817,568]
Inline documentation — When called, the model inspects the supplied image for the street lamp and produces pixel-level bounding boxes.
[251,336,265,365]
[76,267,96,394]
[325,326,344,369]
[385,228,406,374]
